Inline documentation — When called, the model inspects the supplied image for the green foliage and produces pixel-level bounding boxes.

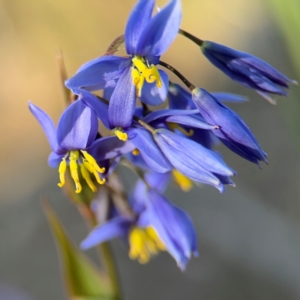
[43,200,116,300]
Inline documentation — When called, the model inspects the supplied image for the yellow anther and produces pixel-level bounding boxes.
[115,130,128,141]
[132,68,141,86]
[57,158,67,188]
[80,164,97,192]
[131,56,162,97]
[136,74,145,97]
[83,161,106,186]
[167,122,194,137]
[128,226,165,264]
[172,169,193,192]
[69,158,82,194]
[132,148,140,156]
[81,150,105,173]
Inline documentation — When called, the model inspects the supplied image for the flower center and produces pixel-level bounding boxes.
[128,226,165,264]
[131,56,162,97]
[58,150,105,193]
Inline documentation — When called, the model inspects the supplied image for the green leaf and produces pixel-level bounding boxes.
[43,200,117,300]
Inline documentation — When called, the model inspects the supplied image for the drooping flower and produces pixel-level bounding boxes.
[66,0,181,129]
[81,172,198,270]
[201,41,296,103]
[192,88,267,165]
[28,97,132,193]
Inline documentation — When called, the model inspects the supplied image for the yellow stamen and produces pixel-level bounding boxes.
[57,158,67,187]
[69,151,82,194]
[167,122,194,136]
[132,148,140,156]
[114,129,128,141]
[132,68,140,86]
[81,150,105,173]
[80,164,97,192]
[131,56,162,97]
[172,169,193,192]
[128,226,165,264]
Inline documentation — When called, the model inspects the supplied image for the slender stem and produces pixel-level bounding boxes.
[99,242,121,300]
[80,203,122,300]
[158,60,195,91]
[179,28,204,46]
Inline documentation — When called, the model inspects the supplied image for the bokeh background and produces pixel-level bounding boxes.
[1,0,300,299]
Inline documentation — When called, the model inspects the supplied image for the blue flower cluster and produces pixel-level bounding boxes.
[29,0,295,270]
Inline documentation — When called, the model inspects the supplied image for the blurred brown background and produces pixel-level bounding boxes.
[1,0,300,299]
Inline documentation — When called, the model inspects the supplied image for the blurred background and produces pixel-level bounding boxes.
[1,0,300,299]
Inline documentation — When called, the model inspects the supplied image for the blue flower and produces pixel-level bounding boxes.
[153,128,235,192]
[192,88,268,165]
[168,82,247,110]
[81,172,198,270]
[201,41,296,103]
[28,97,132,193]
[66,0,181,128]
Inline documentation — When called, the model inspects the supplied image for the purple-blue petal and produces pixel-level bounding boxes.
[81,217,133,250]
[125,0,155,54]
[88,136,135,161]
[192,88,268,164]
[74,89,110,129]
[140,69,169,106]
[168,83,196,110]
[146,189,198,270]
[57,99,98,150]
[127,127,172,173]
[48,152,64,168]
[155,129,235,176]
[108,67,136,128]
[211,92,248,103]
[136,0,182,56]
[145,171,171,193]
[65,56,130,91]
[165,115,217,130]
[28,101,63,154]
[143,108,199,124]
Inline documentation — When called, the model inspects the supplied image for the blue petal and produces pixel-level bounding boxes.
[145,171,171,193]
[28,101,63,154]
[88,136,135,161]
[165,115,217,130]
[192,88,268,164]
[146,189,198,270]
[154,129,236,191]
[155,129,235,176]
[81,217,133,250]
[74,89,110,129]
[136,0,182,56]
[140,69,168,105]
[48,152,64,168]
[127,127,172,173]
[168,83,196,110]
[125,0,155,54]
[143,108,199,123]
[211,92,248,103]
[108,67,136,128]
[57,99,98,150]
[239,56,295,86]
[65,56,130,91]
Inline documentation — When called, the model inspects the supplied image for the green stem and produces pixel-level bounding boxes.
[99,242,122,300]
[80,203,122,300]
